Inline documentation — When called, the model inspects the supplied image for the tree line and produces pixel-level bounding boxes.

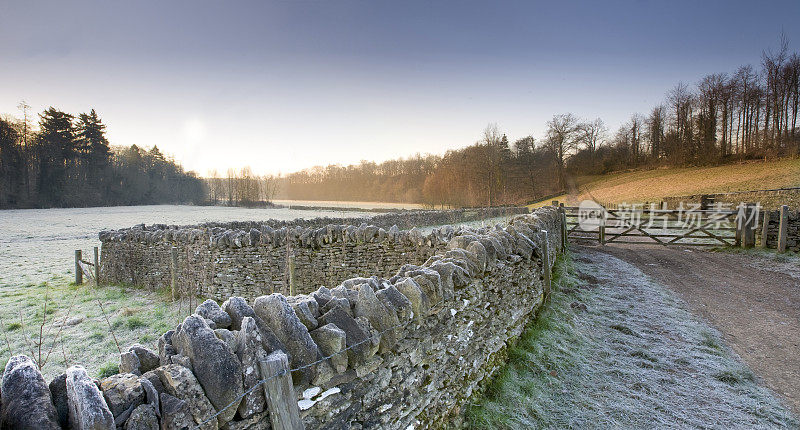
[280,37,800,208]
[205,167,279,207]
[0,106,206,209]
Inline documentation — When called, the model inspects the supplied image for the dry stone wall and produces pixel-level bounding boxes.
[99,207,528,300]
[0,207,562,430]
[762,207,800,252]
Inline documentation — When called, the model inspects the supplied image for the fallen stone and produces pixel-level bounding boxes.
[1,355,61,429]
[172,315,243,424]
[66,365,115,430]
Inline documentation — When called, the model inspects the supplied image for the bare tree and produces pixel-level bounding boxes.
[545,113,580,190]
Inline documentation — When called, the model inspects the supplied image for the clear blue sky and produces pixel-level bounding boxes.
[1,0,798,175]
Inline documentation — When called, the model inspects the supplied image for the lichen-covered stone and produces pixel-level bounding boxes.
[124,403,159,430]
[66,365,115,430]
[159,392,194,430]
[393,277,430,322]
[196,299,232,329]
[253,294,328,383]
[129,344,160,373]
[353,284,400,352]
[119,351,141,375]
[100,373,145,418]
[318,306,378,366]
[156,364,217,429]
[1,355,60,430]
[234,317,267,419]
[172,315,243,424]
[376,284,413,322]
[309,323,348,373]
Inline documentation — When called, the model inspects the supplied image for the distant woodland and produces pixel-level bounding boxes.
[280,38,800,207]
[3,39,799,209]
[0,107,205,209]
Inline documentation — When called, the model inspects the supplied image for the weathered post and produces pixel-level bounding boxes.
[559,203,568,251]
[74,250,82,285]
[599,213,606,246]
[742,203,756,248]
[760,210,771,249]
[661,201,668,210]
[777,205,789,253]
[259,351,304,430]
[540,230,551,299]
[288,255,296,296]
[170,246,178,301]
[93,246,100,286]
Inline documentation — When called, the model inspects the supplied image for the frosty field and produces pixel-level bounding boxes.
[0,204,377,288]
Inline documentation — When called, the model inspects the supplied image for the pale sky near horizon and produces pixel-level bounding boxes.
[1,0,799,176]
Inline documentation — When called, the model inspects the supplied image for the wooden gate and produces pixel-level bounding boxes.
[561,203,755,247]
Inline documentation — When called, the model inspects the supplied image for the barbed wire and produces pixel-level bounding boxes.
[193,315,414,429]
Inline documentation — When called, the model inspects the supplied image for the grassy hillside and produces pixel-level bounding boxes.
[530,157,800,207]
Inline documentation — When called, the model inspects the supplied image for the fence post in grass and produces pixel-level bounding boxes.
[170,246,178,301]
[259,351,303,430]
[777,205,789,253]
[94,246,100,286]
[559,203,568,251]
[74,250,82,285]
[540,230,551,299]
[760,209,771,249]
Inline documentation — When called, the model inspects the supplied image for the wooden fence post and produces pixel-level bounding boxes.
[259,351,304,430]
[760,210,771,249]
[94,247,100,286]
[559,203,568,251]
[170,246,178,301]
[778,205,789,253]
[742,203,756,248]
[540,230,551,299]
[599,213,606,246]
[74,250,82,285]
[288,255,296,296]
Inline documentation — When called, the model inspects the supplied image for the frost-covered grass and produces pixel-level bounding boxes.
[466,250,798,429]
[0,276,193,379]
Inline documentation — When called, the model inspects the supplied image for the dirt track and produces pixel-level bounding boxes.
[586,244,800,415]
